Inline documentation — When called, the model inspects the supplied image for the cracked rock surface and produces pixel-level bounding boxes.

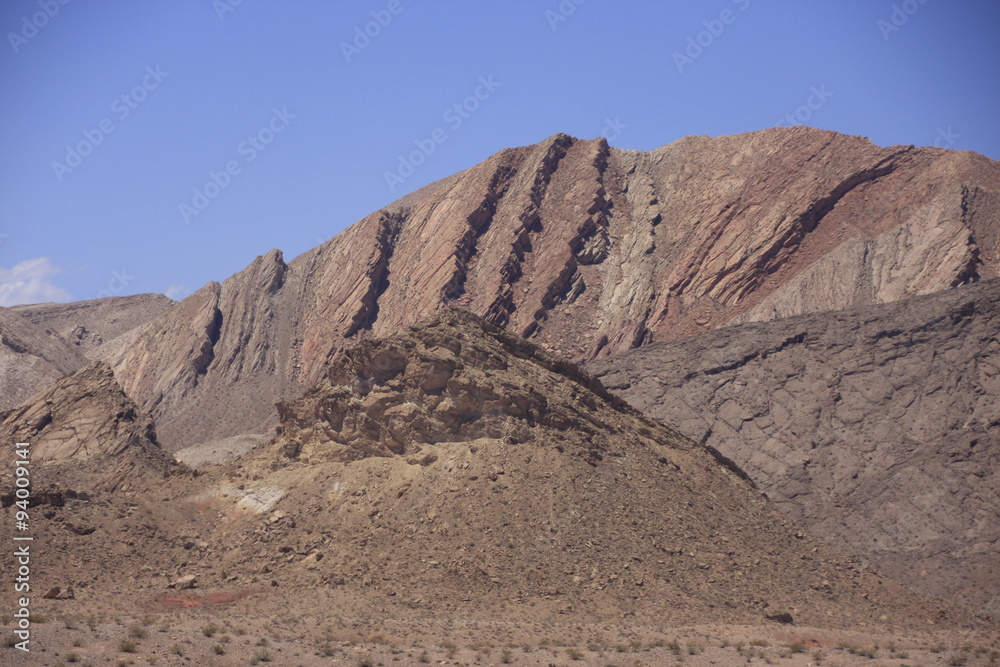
[589,279,1000,613]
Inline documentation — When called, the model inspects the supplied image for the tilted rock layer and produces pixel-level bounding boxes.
[588,278,1000,613]
[101,127,999,451]
[0,361,180,499]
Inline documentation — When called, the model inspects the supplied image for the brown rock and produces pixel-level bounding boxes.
[1,293,173,412]
[226,308,971,628]
[94,128,998,453]
[0,362,181,500]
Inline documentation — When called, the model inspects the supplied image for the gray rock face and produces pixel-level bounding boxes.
[588,279,1000,613]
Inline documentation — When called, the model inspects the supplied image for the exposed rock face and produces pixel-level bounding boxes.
[230,309,968,628]
[12,293,173,355]
[588,279,1000,613]
[101,127,999,451]
[0,361,180,499]
[271,308,635,465]
[0,307,88,412]
[1,293,173,412]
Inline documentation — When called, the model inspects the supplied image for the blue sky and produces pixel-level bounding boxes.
[1,0,997,306]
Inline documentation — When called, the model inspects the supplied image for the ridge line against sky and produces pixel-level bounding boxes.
[1,0,997,306]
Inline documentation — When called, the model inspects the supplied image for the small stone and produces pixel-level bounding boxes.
[169,574,197,590]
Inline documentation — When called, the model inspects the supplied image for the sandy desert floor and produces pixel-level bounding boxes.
[3,594,998,667]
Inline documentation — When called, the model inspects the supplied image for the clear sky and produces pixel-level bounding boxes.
[1,0,997,306]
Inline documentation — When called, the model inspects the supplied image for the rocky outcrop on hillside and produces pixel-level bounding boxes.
[0,361,180,500]
[588,279,1000,613]
[213,309,972,629]
[99,127,999,451]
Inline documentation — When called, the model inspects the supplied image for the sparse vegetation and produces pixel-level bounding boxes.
[117,639,138,653]
[566,647,584,660]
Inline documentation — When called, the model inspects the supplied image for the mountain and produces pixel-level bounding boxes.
[0,293,173,412]
[588,278,1000,613]
[0,306,89,412]
[101,127,1000,452]
[9,310,978,633]
[12,293,173,355]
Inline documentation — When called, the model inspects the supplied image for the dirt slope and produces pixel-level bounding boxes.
[588,279,1000,614]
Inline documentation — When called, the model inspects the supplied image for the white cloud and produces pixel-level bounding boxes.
[164,284,188,300]
[0,257,72,307]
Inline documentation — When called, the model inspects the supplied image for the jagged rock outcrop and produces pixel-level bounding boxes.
[0,361,180,500]
[98,127,999,452]
[270,308,641,464]
[588,279,1000,613]
[223,308,971,629]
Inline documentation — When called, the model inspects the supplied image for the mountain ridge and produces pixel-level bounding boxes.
[91,126,1000,452]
